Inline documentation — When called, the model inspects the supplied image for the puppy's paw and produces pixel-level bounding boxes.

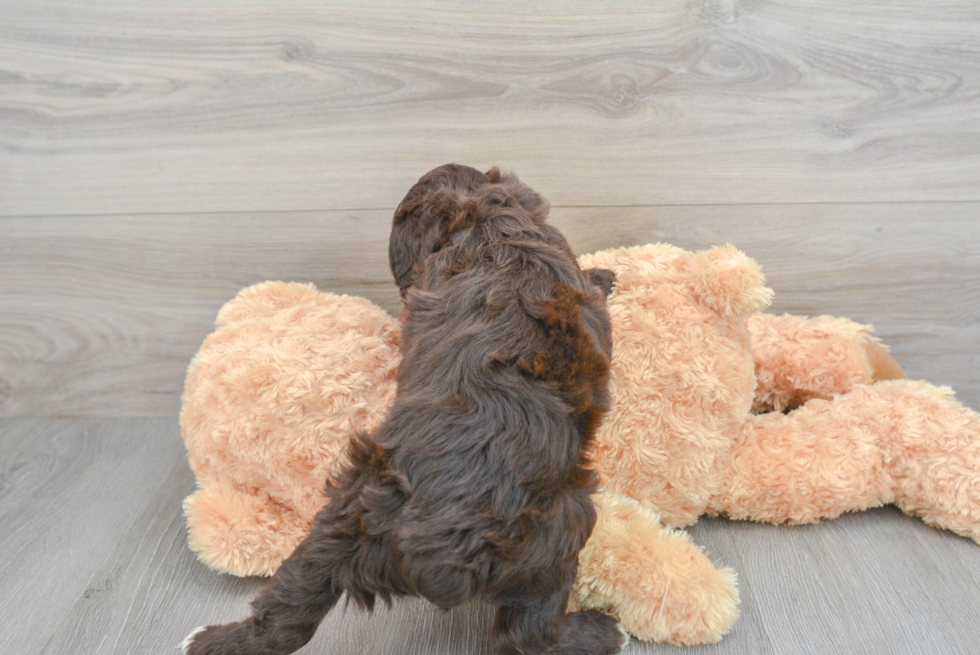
[178,623,254,655]
[615,621,631,653]
[564,610,629,655]
[586,268,617,296]
[179,626,206,654]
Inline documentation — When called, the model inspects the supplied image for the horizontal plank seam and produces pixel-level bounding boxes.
[2,198,980,220]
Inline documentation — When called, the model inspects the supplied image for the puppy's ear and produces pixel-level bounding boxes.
[485,168,549,222]
[390,189,456,293]
[389,214,423,294]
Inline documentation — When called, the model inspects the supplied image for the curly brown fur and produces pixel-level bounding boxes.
[183,164,624,655]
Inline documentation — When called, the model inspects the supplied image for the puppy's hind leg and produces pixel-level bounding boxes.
[492,583,627,655]
[182,510,352,655]
[561,610,630,655]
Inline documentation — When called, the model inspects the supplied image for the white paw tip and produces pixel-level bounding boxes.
[180,626,206,653]
[617,623,631,651]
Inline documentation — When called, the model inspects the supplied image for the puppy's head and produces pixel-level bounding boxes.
[389,163,548,295]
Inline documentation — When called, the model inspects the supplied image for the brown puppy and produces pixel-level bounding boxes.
[182,164,625,655]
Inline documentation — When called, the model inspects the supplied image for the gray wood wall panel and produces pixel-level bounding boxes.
[3,204,977,417]
[2,1,980,216]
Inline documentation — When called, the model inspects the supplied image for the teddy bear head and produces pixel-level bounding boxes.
[181,281,402,574]
[578,243,773,526]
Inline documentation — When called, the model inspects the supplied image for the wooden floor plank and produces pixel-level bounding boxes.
[5,419,978,654]
[2,1,979,215]
[37,446,498,655]
[0,418,189,655]
[700,508,980,654]
[3,204,978,417]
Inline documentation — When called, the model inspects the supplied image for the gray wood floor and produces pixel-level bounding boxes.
[3,419,980,654]
[2,1,980,653]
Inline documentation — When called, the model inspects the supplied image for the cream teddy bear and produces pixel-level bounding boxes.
[182,243,980,645]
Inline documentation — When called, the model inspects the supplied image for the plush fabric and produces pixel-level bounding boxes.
[182,284,400,576]
[181,243,980,645]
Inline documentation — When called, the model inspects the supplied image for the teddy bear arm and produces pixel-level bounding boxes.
[572,491,739,646]
[748,313,906,413]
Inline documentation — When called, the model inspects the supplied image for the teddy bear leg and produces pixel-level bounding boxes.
[710,380,980,543]
[748,313,906,413]
[708,401,886,525]
[872,380,980,543]
[571,491,739,646]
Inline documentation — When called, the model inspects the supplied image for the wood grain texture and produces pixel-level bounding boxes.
[685,511,980,654]
[2,418,978,654]
[2,3,979,650]
[2,1,980,216]
[0,419,187,655]
[2,204,977,417]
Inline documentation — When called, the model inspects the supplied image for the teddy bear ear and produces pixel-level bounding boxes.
[690,245,774,318]
[215,281,321,327]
